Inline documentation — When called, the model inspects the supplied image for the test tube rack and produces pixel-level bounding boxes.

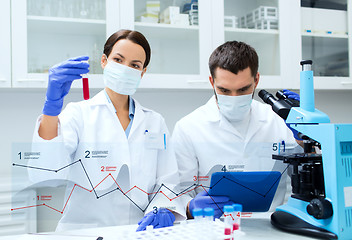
[111,219,234,240]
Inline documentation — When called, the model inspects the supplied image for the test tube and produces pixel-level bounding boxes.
[223,205,234,240]
[82,60,89,100]
[224,227,232,240]
[192,208,203,222]
[232,204,242,231]
[82,76,89,100]
[223,205,234,227]
[203,207,214,221]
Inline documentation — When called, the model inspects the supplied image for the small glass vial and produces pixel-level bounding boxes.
[223,205,234,227]
[232,204,242,231]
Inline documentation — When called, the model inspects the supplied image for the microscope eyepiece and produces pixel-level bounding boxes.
[258,89,294,120]
[300,60,313,71]
[258,90,275,105]
[276,90,285,100]
[300,60,313,66]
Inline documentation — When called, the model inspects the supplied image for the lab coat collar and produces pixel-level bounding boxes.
[88,90,151,113]
[88,90,110,105]
[204,96,222,122]
[205,96,243,139]
[128,99,146,138]
[87,90,152,138]
[245,100,268,142]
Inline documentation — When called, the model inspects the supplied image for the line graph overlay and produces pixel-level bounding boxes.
[11,161,289,217]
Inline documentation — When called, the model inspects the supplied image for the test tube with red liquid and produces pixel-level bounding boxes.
[82,60,89,100]
[82,77,89,100]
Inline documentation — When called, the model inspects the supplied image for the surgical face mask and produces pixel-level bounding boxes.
[216,93,253,122]
[103,60,142,95]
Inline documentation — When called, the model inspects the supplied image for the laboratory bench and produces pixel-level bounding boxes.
[0,212,315,240]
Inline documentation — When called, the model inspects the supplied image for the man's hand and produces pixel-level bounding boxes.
[136,208,175,231]
[188,191,234,219]
[283,89,302,140]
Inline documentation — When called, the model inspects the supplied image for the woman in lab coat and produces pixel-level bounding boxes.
[31,30,185,231]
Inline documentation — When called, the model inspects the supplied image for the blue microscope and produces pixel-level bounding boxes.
[259,60,352,239]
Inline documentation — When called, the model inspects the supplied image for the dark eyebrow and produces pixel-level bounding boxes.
[217,86,230,91]
[114,53,142,64]
[238,83,252,92]
[114,53,125,59]
[131,60,143,64]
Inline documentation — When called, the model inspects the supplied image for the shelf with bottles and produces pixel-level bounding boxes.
[301,31,348,39]
[223,0,279,31]
[134,21,198,40]
[27,16,106,36]
[225,27,278,35]
[134,0,198,28]
[27,0,106,21]
[134,0,198,22]
[27,34,105,75]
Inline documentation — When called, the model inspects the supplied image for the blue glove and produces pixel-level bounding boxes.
[136,208,175,231]
[283,89,300,101]
[286,123,303,140]
[43,56,89,116]
[189,191,234,219]
[283,89,302,140]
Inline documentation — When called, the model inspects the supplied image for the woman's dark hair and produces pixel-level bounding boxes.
[103,29,151,68]
[209,41,258,79]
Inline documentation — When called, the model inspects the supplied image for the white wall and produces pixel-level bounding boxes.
[1,88,352,232]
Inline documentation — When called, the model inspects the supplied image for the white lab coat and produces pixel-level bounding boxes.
[172,96,300,212]
[31,90,185,231]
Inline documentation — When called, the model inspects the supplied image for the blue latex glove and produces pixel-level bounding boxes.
[283,89,302,140]
[286,123,302,140]
[136,208,175,231]
[189,191,234,219]
[283,89,300,101]
[43,56,89,116]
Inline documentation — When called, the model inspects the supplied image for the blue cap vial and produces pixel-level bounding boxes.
[192,208,203,218]
[203,207,214,217]
[232,204,242,212]
[223,205,234,213]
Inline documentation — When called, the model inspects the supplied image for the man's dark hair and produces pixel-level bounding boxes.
[209,41,258,79]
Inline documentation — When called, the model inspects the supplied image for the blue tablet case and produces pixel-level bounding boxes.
[207,171,282,212]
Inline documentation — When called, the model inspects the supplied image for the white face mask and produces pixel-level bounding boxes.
[216,93,253,122]
[103,60,142,95]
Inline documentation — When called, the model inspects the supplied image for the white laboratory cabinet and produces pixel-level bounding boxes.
[212,0,302,89]
[0,0,11,88]
[11,0,119,89]
[5,0,352,90]
[299,0,352,89]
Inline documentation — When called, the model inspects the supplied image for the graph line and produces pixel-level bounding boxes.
[11,161,289,216]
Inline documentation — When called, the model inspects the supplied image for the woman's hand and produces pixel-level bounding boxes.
[43,56,89,116]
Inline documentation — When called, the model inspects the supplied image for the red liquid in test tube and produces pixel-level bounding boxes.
[82,77,89,100]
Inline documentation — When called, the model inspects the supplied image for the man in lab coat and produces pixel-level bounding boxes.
[172,41,301,218]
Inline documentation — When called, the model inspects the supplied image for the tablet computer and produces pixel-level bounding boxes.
[207,171,281,212]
